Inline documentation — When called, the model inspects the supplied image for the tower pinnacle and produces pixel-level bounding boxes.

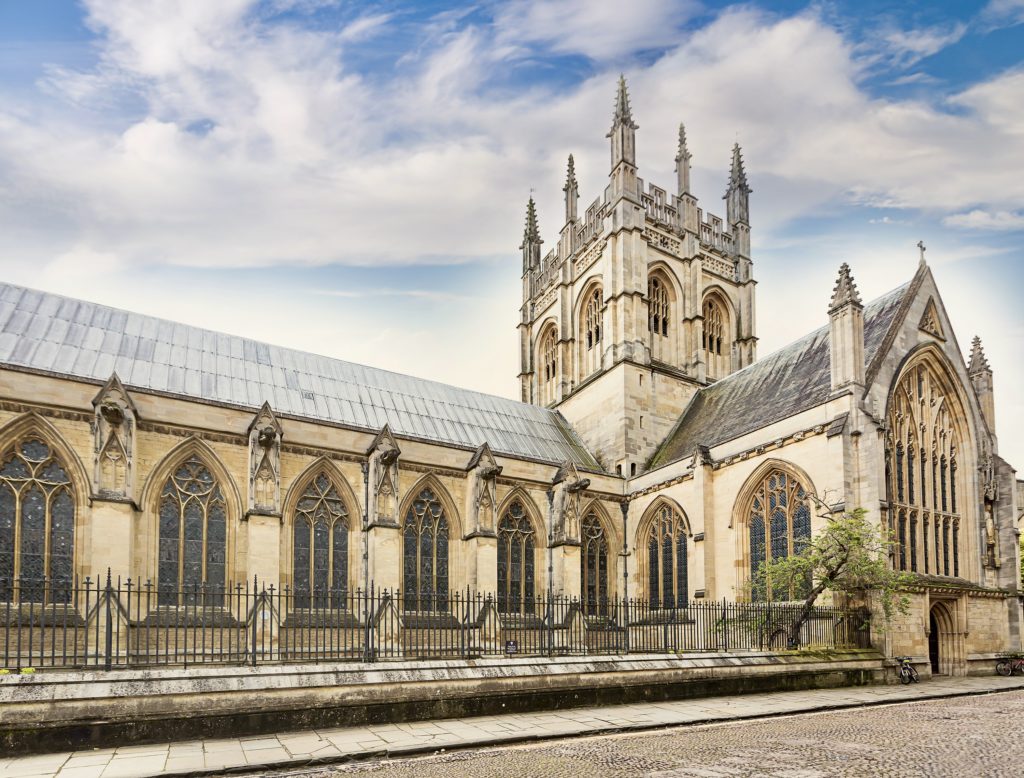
[563,155,578,224]
[609,74,638,134]
[675,123,692,195]
[829,262,862,312]
[968,335,991,376]
[519,197,542,274]
[725,142,751,226]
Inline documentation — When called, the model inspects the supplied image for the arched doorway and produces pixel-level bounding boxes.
[929,610,940,674]
[929,601,960,676]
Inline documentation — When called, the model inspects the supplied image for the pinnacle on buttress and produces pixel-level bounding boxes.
[829,263,863,312]
[521,197,540,247]
[609,74,638,134]
[563,154,577,193]
[675,124,691,165]
[727,142,750,194]
[675,123,692,194]
[968,336,991,376]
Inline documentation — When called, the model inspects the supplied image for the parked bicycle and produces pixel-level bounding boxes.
[995,653,1024,676]
[895,656,919,684]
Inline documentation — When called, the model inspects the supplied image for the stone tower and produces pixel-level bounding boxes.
[518,77,758,476]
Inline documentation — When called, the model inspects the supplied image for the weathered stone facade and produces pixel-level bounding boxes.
[0,78,1019,678]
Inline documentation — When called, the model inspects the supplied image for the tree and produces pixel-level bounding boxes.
[750,507,914,648]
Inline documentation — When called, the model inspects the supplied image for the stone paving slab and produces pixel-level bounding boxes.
[2,675,1023,778]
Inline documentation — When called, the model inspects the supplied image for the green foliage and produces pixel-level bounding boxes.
[750,507,915,645]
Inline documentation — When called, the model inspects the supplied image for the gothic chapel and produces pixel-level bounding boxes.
[0,78,1019,675]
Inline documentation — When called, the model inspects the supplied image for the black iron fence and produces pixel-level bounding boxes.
[1,575,871,670]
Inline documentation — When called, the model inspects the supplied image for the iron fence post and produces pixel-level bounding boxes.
[721,597,728,653]
[250,576,259,668]
[103,569,113,671]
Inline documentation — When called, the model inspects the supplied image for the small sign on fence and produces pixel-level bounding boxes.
[505,640,518,655]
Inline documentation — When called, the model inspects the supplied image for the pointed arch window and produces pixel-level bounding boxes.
[649,278,669,337]
[539,327,558,405]
[886,359,962,576]
[585,289,602,350]
[748,470,812,601]
[702,298,724,355]
[646,504,688,609]
[581,512,609,615]
[293,473,349,610]
[497,500,535,614]
[403,487,449,612]
[0,438,75,604]
[157,457,227,606]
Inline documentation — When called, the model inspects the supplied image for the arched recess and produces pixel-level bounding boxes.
[579,499,616,614]
[280,456,360,607]
[535,319,561,407]
[731,459,817,602]
[929,599,962,676]
[575,279,604,383]
[647,264,681,366]
[495,488,544,613]
[636,497,691,608]
[397,473,463,611]
[883,344,977,579]
[701,288,735,380]
[0,412,91,601]
[140,436,243,594]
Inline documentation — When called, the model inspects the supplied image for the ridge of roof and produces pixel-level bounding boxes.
[0,282,601,470]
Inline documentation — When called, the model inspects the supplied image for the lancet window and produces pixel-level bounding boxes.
[497,501,535,614]
[157,457,227,606]
[748,470,812,601]
[403,487,449,611]
[0,438,75,604]
[292,473,349,610]
[580,512,609,615]
[649,278,669,337]
[539,327,558,406]
[702,296,729,380]
[886,360,962,576]
[581,287,603,378]
[645,504,688,609]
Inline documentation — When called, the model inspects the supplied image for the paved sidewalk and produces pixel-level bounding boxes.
[3,675,1023,778]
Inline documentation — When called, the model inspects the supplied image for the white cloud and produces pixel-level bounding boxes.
[979,0,1024,31]
[944,209,1024,231]
[876,22,967,68]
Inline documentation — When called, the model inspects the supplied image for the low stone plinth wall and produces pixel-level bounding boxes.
[0,650,884,754]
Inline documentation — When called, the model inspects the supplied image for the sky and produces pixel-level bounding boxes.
[0,0,1022,470]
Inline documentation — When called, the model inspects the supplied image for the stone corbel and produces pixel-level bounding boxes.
[91,373,137,501]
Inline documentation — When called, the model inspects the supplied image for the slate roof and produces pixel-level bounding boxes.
[650,282,910,469]
[0,283,600,470]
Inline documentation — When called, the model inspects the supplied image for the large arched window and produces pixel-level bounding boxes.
[702,295,730,380]
[157,457,227,606]
[293,473,349,610]
[539,326,558,406]
[887,358,963,576]
[645,504,688,609]
[748,470,812,601]
[580,287,603,379]
[0,438,75,604]
[403,487,449,611]
[580,512,609,615]
[497,500,535,614]
[649,275,677,365]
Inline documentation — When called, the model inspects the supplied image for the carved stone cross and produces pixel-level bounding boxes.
[917,240,926,262]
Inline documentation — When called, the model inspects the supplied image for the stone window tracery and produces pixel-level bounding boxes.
[539,327,558,405]
[702,296,729,380]
[645,504,688,609]
[0,438,74,604]
[580,512,609,615]
[748,470,812,601]
[497,500,535,614]
[649,278,669,337]
[157,457,226,606]
[886,361,962,577]
[581,288,603,379]
[292,473,348,610]
[403,487,449,611]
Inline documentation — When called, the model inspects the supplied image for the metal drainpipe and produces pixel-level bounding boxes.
[361,460,370,595]
[546,488,554,592]
[620,500,629,601]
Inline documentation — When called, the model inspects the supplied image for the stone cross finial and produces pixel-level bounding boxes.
[917,240,926,263]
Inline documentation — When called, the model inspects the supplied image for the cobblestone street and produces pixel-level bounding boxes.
[281,690,1024,778]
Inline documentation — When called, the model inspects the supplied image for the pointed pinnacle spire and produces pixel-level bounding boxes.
[968,336,991,375]
[563,154,577,193]
[520,197,540,248]
[675,123,691,164]
[728,142,750,192]
[829,263,862,311]
[610,74,638,133]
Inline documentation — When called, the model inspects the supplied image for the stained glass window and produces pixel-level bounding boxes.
[0,438,75,604]
[157,457,227,607]
[497,500,535,614]
[747,470,812,601]
[646,504,687,609]
[581,513,608,615]
[403,487,449,612]
[886,358,962,576]
[292,473,349,610]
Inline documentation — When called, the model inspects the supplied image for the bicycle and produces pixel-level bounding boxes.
[895,656,919,684]
[995,653,1024,676]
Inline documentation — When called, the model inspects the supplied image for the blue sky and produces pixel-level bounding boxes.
[0,0,1022,467]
